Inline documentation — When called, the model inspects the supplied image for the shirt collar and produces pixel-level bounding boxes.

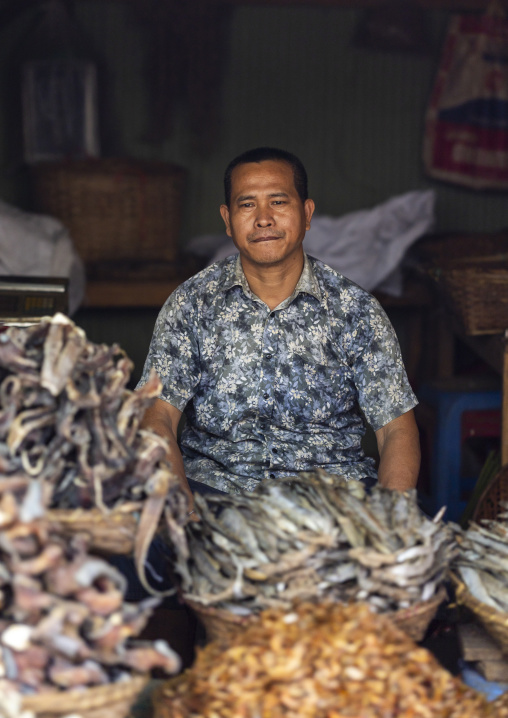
[222,252,322,304]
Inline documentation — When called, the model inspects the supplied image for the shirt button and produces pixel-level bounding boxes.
[271,447,278,454]
[265,353,272,360]
[269,473,275,479]
[263,393,269,399]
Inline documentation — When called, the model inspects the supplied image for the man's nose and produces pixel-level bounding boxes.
[255,204,274,226]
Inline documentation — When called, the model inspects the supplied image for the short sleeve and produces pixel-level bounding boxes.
[350,298,417,431]
[136,285,201,411]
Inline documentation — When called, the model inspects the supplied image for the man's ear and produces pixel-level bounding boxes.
[220,204,232,237]
[304,199,315,230]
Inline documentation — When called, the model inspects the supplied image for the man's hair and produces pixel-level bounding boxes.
[223,147,308,206]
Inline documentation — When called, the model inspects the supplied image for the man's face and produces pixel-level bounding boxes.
[220,160,315,272]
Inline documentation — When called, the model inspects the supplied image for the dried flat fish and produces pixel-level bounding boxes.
[454,513,508,613]
[174,471,456,616]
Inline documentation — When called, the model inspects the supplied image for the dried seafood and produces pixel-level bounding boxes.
[158,601,503,718]
[454,502,508,612]
[0,480,181,697]
[0,686,34,718]
[0,313,186,513]
[0,314,190,588]
[176,471,456,614]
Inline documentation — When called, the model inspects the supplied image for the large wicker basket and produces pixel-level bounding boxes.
[471,464,508,523]
[21,673,148,718]
[387,586,447,642]
[435,262,508,336]
[32,158,186,265]
[414,231,508,336]
[184,598,257,645]
[452,573,508,656]
[185,589,446,646]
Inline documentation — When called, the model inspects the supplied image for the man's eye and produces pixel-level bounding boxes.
[239,202,253,208]
[273,200,285,205]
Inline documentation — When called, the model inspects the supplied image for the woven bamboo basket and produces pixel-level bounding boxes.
[435,262,508,336]
[152,677,182,718]
[46,504,142,555]
[186,589,446,646]
[414,231,508,336]
[452,573,508,656]
[184,598,257,644]
[32,158,186,265]
[21,673,148,718]
[414,231,508,269]
[471,464,508,523]
[387,586,447,642]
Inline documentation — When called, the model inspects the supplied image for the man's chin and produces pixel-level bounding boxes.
[243,252,284,267]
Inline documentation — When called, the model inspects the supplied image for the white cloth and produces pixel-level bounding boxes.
[0,200,85,315]
[186,190,435,296]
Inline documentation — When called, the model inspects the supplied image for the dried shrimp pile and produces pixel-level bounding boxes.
[454,503,508,612]
[0,480,181,698]
[0,313,186,515]
[158,601,506,718]
[178,471,456,614]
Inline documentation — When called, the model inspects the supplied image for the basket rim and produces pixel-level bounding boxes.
[186,588,447,627]
[451,573,508,623]
[21,673,149,713]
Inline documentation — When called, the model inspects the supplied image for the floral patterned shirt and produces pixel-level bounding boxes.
[137,254,417,494]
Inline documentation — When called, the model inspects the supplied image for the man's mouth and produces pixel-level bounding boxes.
[248,233,284,243]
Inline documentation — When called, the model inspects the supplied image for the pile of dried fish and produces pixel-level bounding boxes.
[0,313,187,516]
[454,503,508,612]
[176,471,456,614]
[158,601,506,718]
[0,685,34,718]
[0,479,181,697]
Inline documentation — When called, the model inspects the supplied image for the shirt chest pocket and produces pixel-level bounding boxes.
[274,343,355,426]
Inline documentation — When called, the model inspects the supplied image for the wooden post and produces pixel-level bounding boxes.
[503,329,508,466]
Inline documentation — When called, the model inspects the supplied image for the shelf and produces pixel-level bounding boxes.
[84,279,184,308]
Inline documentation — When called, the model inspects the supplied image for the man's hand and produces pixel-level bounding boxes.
[375,410,421,491]
[140,398,195,511]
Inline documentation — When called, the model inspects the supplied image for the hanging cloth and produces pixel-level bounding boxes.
[423,0,508,190]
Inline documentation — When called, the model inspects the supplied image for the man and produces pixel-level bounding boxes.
[137,147,420,507]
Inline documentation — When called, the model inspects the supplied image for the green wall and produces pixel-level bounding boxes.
[1,3,507,243]
[80,2,508,240]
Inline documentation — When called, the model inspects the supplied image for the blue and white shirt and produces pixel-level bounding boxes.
[137,253,417,493]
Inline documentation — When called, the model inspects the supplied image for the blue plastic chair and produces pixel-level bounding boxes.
[417,377,502,523]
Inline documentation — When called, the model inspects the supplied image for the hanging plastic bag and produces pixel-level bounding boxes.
[423,1,508,190]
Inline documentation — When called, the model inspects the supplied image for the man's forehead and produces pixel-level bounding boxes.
[230,160,296,194]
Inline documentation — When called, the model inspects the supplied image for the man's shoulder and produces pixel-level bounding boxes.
[173,255,237,297]
[309,256,377,305]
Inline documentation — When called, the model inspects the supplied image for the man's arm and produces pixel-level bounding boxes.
[374,409,421,491]
[140,398,194,508]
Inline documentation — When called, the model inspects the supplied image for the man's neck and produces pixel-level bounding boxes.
[241,252,304,311]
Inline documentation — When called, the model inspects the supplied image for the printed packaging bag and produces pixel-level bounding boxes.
[423,2,508,190]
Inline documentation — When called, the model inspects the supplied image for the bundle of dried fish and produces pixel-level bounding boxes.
[157,601,503,718]
[177,471,456,615]
[453,503,508,613]
[0,480,181,697]
[0,685,34,718]
[0,313,189,561]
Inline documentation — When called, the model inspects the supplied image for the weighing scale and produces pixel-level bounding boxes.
[0,276,69,326]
